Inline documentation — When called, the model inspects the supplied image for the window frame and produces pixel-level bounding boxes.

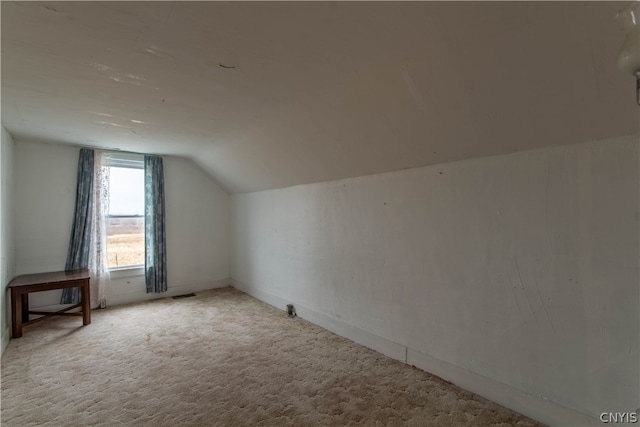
[105,153,145,272]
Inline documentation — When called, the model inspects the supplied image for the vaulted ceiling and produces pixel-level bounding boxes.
[2,1,638,193]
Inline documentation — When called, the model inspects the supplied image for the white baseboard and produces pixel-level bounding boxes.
[231,279,601,427]
[26,278,232,311]
[231,279,406,361]
[1,325,10,356]
[0,279,232,357]
[405,348,600,426]
[106,278,231,307]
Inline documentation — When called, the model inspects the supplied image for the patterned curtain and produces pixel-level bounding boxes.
[88,150,111,308]
[61,148,94,304]
[144,155,167,293]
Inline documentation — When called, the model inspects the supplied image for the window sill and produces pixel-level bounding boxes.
[109,266,144,279]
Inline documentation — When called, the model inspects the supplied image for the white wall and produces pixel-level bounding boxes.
[1,126,17,354]
[107,154,231,306]
[231,134,639,426]
[14,140,231,308]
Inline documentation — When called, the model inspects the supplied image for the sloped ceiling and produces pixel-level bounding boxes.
[1,1,638,193]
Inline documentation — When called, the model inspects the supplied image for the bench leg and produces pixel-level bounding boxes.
[81,280,91,325]
[21,293,29,323]
[11,290,22,338]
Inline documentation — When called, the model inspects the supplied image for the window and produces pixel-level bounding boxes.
[105,154,144,269]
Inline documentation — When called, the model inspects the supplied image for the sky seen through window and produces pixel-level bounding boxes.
[109,167,144,216]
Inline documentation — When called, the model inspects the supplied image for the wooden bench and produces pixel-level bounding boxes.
[8,269,91,338]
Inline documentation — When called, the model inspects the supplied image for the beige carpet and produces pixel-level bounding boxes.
[1,287,542,426]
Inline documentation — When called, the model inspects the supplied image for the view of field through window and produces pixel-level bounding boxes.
[107,217,144,268]
[107,166,145,269]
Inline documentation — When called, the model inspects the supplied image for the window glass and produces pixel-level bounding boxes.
[107,166,144,268]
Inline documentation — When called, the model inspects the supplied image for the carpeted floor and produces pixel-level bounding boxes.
[1,287,543,426]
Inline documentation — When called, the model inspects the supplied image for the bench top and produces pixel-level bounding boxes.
[8,269,90,288]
